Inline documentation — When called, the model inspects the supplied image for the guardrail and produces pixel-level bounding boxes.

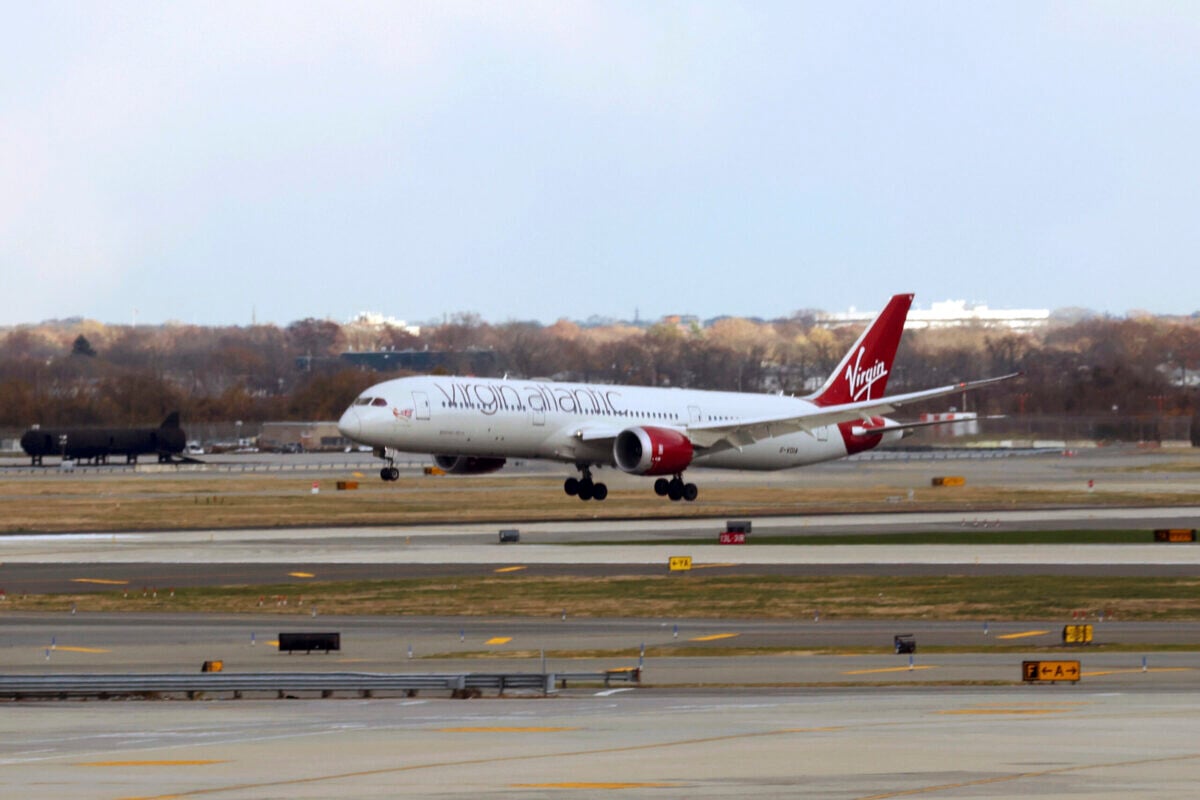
[0,669,640,700]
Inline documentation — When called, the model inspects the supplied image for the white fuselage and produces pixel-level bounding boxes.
[337,375,900,471]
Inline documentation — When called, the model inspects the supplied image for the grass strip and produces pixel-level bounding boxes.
[589,529,1179,546]
[6,574,1200,621]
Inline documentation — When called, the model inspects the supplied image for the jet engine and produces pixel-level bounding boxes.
[613,427,694,475]
[432,455,507,474]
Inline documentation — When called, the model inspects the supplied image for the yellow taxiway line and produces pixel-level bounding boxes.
[842,665,937,675]
[996,630,1051,640]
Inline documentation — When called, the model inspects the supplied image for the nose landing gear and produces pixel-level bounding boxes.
[654,475,697,502]
[564,466,608,501]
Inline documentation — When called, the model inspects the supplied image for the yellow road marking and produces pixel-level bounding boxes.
[997,630,1051,640]
[513,783,678,789]
[72,578,129,585]
[690,633,739,642]
[1084,667,1195,677]
[494,566,526,573]
[842,666,937,675]
[783,726,845,732]
[692,563,737,569]
[485,637,513,645]
[439,727,579,733]
[288,572,315,578]
[82,760,226,767]
[54,646,110,654]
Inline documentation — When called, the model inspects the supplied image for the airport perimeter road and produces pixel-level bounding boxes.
[4,687,1200,799]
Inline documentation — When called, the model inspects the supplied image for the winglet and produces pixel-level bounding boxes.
[810,294,913,407]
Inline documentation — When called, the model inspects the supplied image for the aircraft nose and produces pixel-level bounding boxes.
[337,407,361,440]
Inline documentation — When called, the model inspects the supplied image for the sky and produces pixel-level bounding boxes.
[3,2,1199,326]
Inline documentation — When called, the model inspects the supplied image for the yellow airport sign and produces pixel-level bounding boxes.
[1022,660,1081,683]
[1062,624,1094,645]
[669,556,693,572]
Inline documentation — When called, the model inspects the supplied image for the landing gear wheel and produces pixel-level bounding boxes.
[654,478,670,496]
[387,467,400,481]
[682,482,698,502]
[592,482,608,501]
[564,477,579,496]
[667,480,684,502]
[578,479,594,501]
[380,467,391,481]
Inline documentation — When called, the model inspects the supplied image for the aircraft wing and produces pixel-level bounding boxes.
[686,373,1020,451]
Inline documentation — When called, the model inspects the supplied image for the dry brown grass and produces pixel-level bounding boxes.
[2,470,1197,533]
[7,574,1200,621]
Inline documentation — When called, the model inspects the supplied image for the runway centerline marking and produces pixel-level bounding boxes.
[494,566,526,573]
[843,666,937,675]
[52,646,110,654]
[485,637,513,645]
[690,633,739,642]
[288,572,315,578]
[996,630,1051,640]
[72,578,129,585]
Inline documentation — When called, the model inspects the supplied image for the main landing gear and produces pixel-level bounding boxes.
[564,466,608,502]
[654,475,698,502]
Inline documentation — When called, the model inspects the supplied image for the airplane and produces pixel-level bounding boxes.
[336,294,1017,501]
[20,412,188,466]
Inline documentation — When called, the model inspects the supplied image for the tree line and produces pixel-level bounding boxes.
[1,312,1197,435]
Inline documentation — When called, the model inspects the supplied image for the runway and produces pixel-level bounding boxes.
[2,506,1199,594]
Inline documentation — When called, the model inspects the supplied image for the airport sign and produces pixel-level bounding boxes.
[1022,660,1081,683]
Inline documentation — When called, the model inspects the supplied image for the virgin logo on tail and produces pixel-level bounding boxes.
[845,347,888,402]
[811,293,911,408]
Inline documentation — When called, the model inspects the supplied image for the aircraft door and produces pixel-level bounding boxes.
[413,392,431,420]
[531,407,545,427]
[688,406,702,424]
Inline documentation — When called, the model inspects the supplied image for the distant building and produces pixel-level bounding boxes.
[818,299,1050,332]
[259,421,350,452]
[347,312,420,337]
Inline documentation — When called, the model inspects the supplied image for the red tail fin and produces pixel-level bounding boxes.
[811,294,913,407]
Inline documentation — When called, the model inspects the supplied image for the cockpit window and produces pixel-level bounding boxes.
[354,397,372,406]
[371,397,388,406]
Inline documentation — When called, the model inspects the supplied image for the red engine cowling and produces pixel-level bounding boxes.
[432,455,507,474]
[613,427,694,475]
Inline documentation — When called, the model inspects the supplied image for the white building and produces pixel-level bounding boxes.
[818,299,1049,332]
